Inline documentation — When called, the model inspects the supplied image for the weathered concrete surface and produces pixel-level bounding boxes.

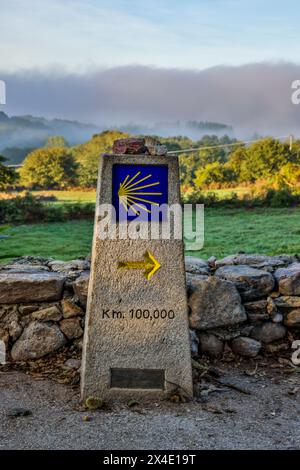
[81,154,193,401]
[0,272,65,304]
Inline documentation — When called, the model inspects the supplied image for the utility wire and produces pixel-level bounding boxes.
[6,135,295,168]
[167,135,291,155]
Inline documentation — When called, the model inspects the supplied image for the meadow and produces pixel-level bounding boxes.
[2,134,300,262]
[1,188,250,203]
[1,203,300,263]
[0,189,97,204]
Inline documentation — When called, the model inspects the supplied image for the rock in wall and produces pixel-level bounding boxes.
[0,253,299,362]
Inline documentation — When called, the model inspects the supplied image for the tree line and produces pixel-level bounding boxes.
[1,132,300,191]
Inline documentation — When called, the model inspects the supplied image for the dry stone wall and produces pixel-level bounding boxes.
[0,254,300,363]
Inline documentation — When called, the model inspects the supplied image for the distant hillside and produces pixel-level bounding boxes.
[0,112,234,164]
[0,112,99,163]
[116,120,233,139]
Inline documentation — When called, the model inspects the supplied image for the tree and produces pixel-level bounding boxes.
[0,155,16,190]
[179,135,237,188]
[194,162,237,189]
[74,130,129,187]
[179,152,201,188]
[277,163,300,187]
[229,138,294,183]
[20,148,77,189]
[227,146,249,182]
[44,136,68,148]
[196,135,231,168]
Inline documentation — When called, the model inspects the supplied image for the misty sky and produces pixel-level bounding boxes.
[0,0,300,137]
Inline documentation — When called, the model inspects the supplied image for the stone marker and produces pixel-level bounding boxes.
[81,141,193,401]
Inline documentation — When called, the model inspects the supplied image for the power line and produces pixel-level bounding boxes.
[167,135,291,155]
[4,135,295,168]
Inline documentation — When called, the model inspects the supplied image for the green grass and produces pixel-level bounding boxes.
[0,187,250,204]
[0,190,97,204]
[186,207,300,259]
[1,207,300,263]
[0,221,94,262]
[32,190,97,204]
[201,187,251,199]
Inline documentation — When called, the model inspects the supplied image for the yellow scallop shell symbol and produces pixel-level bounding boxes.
[118,171,162,215]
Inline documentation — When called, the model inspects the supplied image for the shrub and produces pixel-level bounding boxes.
[263,188,300,207]
[74,130,129,187]
[182,190,219,206]
[194,162,237,189]
[63,203,95,220]
[20,148,78,189]
[182,187,300,208]
[0,155,17,190]
[0,192,46,223]
[277,163,300,187]
[0,193,95,223]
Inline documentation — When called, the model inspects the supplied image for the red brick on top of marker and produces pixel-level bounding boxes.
[112,138,147,155]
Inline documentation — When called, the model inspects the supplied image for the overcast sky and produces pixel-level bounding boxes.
[0,0,300,136]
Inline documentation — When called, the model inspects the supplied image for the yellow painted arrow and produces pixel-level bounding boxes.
[118,251,161,280]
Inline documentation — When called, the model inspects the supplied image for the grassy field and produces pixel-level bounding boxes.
[31,190,97,204]
[1,207,300,263]
[0,190,97,204]
[0,187,251,204]
[2,185,300,203]
[200,187,251,199]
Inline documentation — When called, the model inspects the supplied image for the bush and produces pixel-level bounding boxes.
[182,187,300,208]
[263,188,300,207]
[0,193,48,223]
[0,155,17,190]
[20,148,78,189]
[0,193,95,223]
[63,203,95,220]
[74,130,129,187]
[182,190,219,206]
[194,162,237,189]
[277,163,300,186]
[227,138,295,184]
